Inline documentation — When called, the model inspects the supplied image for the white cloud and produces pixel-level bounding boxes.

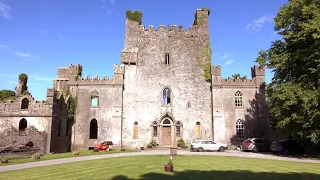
[101,0,116,14]
[0,44,36,59]
[0,2,11,19]
[221,53,229,59]
[13,52,34,58]
[225,59,235,66]
[246,14,274,31]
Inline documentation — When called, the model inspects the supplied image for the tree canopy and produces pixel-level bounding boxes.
[256,0,320,144]
[0,90,16,102]
[231,73,248,80]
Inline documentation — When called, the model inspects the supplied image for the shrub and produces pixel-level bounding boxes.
[32,153,41,160]
[72,151,80,155]
[177,138,188,148]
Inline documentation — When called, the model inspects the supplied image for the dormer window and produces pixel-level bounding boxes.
[165,53,170,65]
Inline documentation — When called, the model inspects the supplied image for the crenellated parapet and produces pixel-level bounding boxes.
[68,74,123,86]
[113,64,124,74]
[124,8,210,50]
[212,65,266,88]
[57,63,82,80]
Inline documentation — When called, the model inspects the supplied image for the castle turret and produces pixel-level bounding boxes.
[16,73,28,96]
[251,65,265,85]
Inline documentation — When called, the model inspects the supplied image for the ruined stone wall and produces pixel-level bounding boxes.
[69,65,124,151]
[122,9,212,148]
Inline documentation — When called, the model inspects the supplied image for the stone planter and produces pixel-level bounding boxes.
[164,164,173,172]
[170,148,178,155]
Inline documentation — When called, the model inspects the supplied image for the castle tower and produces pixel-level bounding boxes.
[16,73,28,96]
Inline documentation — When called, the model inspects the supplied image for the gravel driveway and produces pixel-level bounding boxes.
[0,149,319,172]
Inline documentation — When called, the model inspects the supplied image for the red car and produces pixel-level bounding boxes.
[93,141,113,152]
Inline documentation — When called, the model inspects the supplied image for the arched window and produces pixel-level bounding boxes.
[89,119,98,139]
[176,121,182,137]
[152,121,158,137]
[58,119,61,137]
[133,121,138,139]
[236,119,244,139]
[235,91,243,107]
[21,98,29,109]
[196,121,201,138]
[91,90,99,107]
[163,88,171,105]
[19,118,27,131]
[163,119,171,124]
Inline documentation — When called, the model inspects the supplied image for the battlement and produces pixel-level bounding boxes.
[57,63,82,80]
[68,74,123,86]
[251,65,265,77]
[113,64,124,74]
[124,9,210,49]
[212,65,265,87]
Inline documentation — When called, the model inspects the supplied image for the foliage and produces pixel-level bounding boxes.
[177,138,188,148]
[67,95,77,121]
[201,8,210,15]
[72,151,80,155]
[231,73,248,80]
[0,90,16,102]
[255,0,320,144]
[126,10,143,25]
[147,139,157,148]
[18,73,28,82]
[78,65,83,77]
[197,44,212,81]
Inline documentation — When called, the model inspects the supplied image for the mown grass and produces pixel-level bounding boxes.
[0,149,138,166]
[1,155,320,180]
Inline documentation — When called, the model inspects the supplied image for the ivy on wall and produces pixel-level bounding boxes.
[126,10,143,25]
[19,73,28,82]
[196,43,212,82]
[66,89,77,121]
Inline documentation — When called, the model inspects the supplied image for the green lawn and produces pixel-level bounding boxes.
[0,149,138,166]
[1,155,320,180]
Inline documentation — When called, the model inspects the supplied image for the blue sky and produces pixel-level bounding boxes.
[0,0,288,100]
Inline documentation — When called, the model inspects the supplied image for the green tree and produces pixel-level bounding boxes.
[231,73,247,80]
[0,90,16,101]
[256,0,320,144]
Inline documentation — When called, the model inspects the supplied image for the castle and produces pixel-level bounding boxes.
[0,9,269,153]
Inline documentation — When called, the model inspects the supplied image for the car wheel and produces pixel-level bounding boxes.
[253,146,258,153]
[218,146,225,152]
[198,147,204,152]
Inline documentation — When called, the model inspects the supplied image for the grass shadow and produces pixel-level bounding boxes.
[112,170,320,180]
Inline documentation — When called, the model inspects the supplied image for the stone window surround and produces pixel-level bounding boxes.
[162,87,172,106]
[236,119,244,139]
[91,90,99,108]
[235,90,243,108]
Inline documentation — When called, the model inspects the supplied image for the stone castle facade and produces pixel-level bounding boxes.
[0,9,269,153]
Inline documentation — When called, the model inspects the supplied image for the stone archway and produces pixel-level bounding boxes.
[159,117,174,146]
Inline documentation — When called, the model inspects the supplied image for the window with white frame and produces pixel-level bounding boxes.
[236,119,244,139]
[235,91,243,107]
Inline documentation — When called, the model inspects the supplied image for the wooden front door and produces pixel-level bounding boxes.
[162,126,171,145]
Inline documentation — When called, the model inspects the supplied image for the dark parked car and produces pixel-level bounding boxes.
[241,138,271,152]
[270,139,305,155]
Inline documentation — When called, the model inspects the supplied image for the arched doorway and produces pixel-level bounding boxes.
[19,118,27,131]
[160,118,173,146]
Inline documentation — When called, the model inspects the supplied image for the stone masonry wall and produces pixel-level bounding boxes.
[122,9,213,148]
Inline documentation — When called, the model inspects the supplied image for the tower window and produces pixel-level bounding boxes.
[165,53,170,65]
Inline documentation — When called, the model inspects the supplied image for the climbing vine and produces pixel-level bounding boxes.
[19,73,28,82]
[126,10,143,25]
[201,8,210,15]
[66,89,77,121]
[196,44,212,81]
